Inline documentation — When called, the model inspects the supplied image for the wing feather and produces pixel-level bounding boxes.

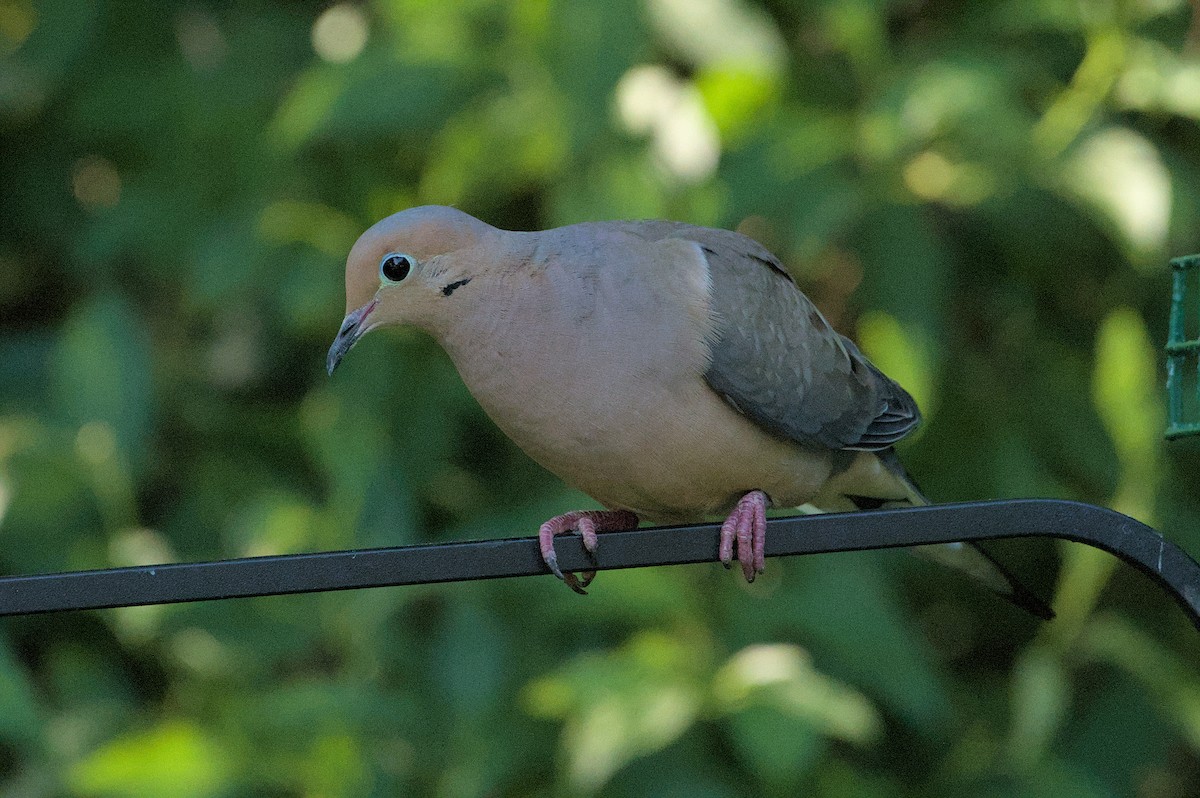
[626,222,920,451]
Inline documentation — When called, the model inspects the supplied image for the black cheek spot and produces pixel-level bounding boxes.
[441,278,472,296]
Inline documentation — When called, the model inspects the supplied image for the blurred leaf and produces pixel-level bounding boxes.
[771,554,953,734]
[187,213,266,311]
[712,644,881,744]
[646,0,786,74]
[355,450,419,547]
[547,153,669,225]
[812,760,903,798]
[0,446,98,571]
[300,385,388,531]
[1019,348,1120,499]
[50,294,154,480]
[1079,613,1200,751]
[296,732,370,798]
[1008,647,1071,767]
[713,643,880,786]
[224,491,319,557]
[70,720,231,798]
[1064,128,1171,267]
[546,0,646,155]
[696,66,779,143]
[5,0,99,86]
[422,87,570,206]
[1093,307,1164,490]
[432,594,510,722]
[269,67,344,149]
[525,631,706,793]
[1059,669,1175,798]
[858,309,937,418]
[273,55,489,148]
[0,637,41,746]
[993,759,1109,798]
[259,200,359,260]
[725,705,824,787]
[854,204,950,353]
[1033,28,1128,159]
[0,332,54,410]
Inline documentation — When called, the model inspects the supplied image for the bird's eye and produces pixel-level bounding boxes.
[379,253,413,283]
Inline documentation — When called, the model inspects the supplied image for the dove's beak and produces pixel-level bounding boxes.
[326,299,377,376]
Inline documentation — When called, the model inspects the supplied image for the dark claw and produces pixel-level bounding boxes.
[562,571,588,595]
[575,532,599,591]
[545,550,565,582]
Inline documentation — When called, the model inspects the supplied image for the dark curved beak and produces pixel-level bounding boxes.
[326,301,376,376]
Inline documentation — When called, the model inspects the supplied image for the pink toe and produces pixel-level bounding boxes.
[719,491,770,583]
[752,496,767,575]
[719,513,736,566]
[736,508,755,582]
[537,510,639,591]
[578,516,598,553]
[538,522,557,567]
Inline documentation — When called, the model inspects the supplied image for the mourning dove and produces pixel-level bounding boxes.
[327,205,1051,618]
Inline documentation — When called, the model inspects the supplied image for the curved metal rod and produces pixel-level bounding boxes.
[0,499,1196,629]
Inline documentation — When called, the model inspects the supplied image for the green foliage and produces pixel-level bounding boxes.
[2,0,1199,794]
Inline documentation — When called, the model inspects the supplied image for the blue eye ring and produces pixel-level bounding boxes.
[380,252,413,283]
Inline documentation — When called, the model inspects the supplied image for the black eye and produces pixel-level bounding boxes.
[380,253,412,283]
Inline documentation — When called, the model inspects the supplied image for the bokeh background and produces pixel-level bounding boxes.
[2,0,1199,794]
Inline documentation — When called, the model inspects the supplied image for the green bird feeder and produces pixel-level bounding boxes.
[1167,254,1200,440]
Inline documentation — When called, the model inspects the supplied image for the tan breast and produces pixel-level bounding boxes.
[436,228,833,520]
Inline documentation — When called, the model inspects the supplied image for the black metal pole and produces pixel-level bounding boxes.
[2,499,1197,629]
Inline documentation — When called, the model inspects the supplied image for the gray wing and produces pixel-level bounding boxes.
[634,222,920,451]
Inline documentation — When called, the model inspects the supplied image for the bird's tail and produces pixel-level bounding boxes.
[806,449,1054,621]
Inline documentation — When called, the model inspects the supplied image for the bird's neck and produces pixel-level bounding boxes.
[429,229,539,359]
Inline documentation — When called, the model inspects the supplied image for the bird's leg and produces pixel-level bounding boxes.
[539,510,639,595]
[719,490,770,582]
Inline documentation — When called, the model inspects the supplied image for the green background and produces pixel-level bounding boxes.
[2,0,1200,794]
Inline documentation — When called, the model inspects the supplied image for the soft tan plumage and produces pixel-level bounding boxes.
[328,205,1050,618]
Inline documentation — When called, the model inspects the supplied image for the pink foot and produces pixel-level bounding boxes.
[718,490,769,582]
[539,510,639,594]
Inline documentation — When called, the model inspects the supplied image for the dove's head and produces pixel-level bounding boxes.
[326,205,496,375]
